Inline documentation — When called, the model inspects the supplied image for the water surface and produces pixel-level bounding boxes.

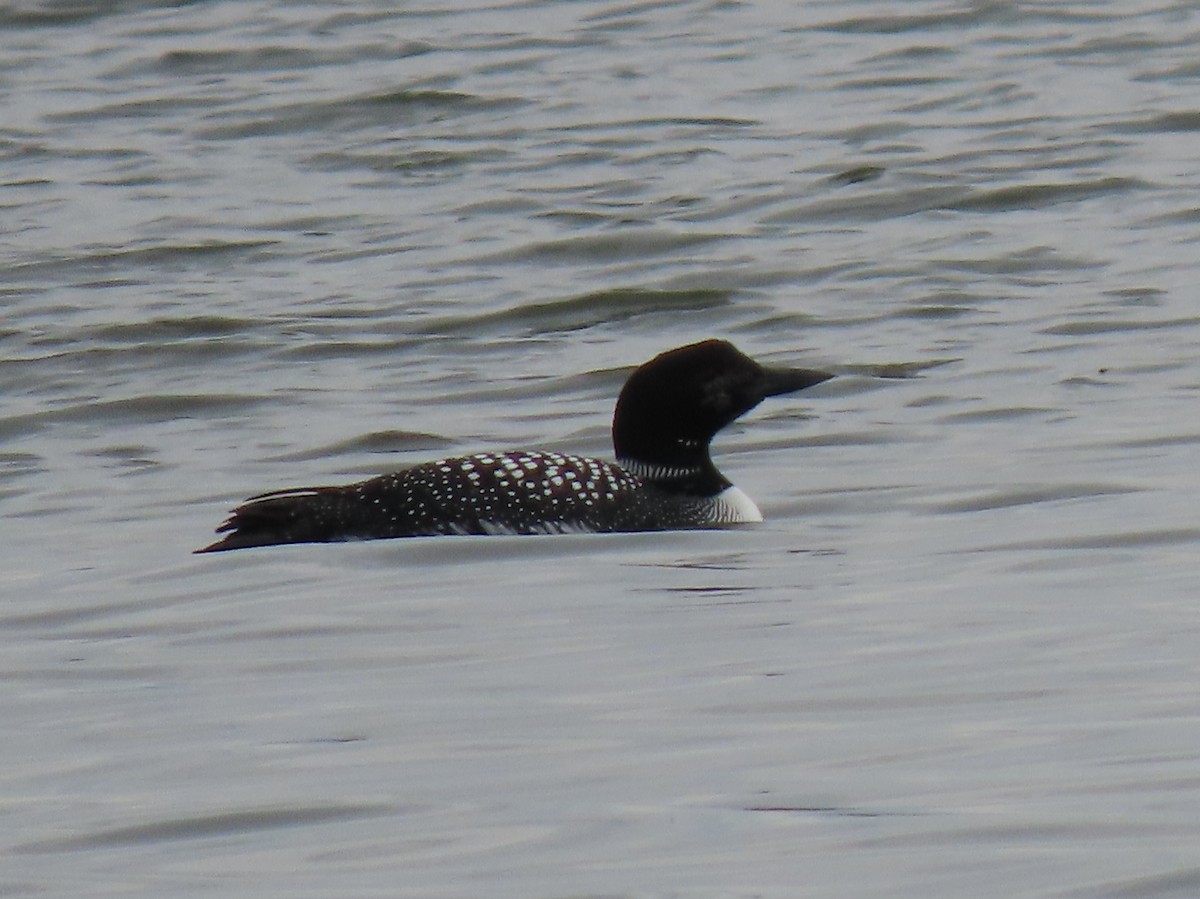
[3,1,1200,896]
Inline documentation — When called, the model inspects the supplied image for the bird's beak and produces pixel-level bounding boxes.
[760,366,834,397]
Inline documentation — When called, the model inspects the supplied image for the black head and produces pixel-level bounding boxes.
[611,339,832,479]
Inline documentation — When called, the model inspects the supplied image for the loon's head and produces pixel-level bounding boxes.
[611,339,832,491]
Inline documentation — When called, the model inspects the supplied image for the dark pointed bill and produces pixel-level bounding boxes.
[760,366,834,397]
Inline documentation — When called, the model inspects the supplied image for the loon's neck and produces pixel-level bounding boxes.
[616,454,731,497]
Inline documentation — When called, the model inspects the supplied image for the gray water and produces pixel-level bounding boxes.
[4,1,1200,896]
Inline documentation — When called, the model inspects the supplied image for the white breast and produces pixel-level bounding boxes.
[712,485,763,524]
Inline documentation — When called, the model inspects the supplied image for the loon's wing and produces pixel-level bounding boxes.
[195,452,622,552]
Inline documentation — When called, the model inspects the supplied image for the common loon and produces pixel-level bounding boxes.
[196,339,832,552]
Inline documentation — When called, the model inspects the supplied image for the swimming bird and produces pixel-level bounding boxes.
[196,339,831,552]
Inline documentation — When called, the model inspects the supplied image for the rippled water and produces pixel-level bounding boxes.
[4,1,1200,896]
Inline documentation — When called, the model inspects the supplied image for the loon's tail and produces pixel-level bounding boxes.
[195,486,357,553]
